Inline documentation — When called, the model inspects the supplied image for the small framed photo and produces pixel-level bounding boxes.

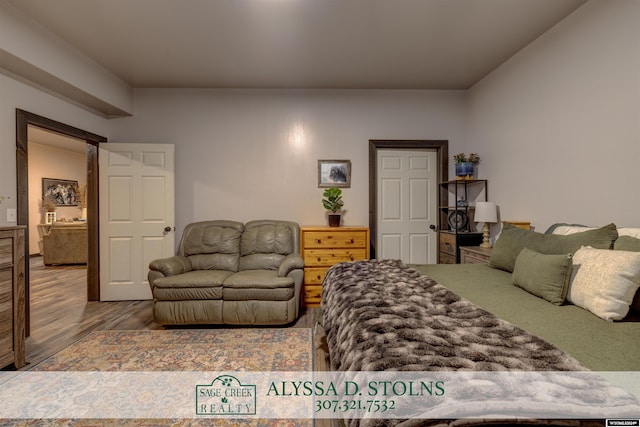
[318,160,351,188]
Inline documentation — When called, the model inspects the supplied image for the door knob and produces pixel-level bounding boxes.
[164,226,173,233]
[429,224,437,232]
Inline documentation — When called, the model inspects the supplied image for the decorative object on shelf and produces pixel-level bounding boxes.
[447,210,469,231]
[318,160,351,188]
[322,187,344,227]
[42,178,79,206]
[45,212,56,225]
[75,183,87,220]
[41,192,57,213]
[456,199,469,207]
[453,153,480,180]
[474,201,498,248]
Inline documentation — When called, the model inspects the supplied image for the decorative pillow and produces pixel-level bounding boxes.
[613,236,640,313]
[618,228,640,239]
[614,235,640,252]
[549,225,596,235]
[544,223,591,234]
[489,223,618,273]
[511,248,572,305]
[567,246,640,321]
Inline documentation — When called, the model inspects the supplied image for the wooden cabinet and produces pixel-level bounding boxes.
[0,226,26,369]
[439,231,483,264]
[300,226,370,307]
[460,245,493,265]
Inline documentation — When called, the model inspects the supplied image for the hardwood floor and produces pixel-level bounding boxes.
[25,256,328,370]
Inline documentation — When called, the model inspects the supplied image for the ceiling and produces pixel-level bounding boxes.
[28,126,86,154]
[8,0,587,90]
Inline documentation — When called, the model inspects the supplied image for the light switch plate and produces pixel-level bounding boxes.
[7,208,16,222]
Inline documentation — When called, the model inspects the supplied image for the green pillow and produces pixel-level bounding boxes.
[489,223,617,272]
[614,235,640,252]
[511,248,573,305]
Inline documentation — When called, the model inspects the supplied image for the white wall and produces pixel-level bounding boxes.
[108,89,468,236]
[0,72,109,228]
[468,0,640,233]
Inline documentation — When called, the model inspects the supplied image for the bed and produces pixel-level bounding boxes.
[321,223,640,426]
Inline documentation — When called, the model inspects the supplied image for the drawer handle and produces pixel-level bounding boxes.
[350,238,354,244]
[316,275,321,280]
[317,257,321,262]
[316,239,322,244]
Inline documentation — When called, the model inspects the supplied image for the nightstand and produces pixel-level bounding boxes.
[459,246,493,265]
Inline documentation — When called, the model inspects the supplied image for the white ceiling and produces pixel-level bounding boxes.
[8,0,587,90]
[28,126,86,153]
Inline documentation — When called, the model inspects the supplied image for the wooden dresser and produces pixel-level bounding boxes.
[459,245,493,265]
[300,226,370,307]
[0,226,26,369]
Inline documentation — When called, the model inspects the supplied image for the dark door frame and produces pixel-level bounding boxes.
[16,109,106,333]
[368,139,448,259]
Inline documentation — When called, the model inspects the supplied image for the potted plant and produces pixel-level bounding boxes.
[453,153,480,179]
[322,187,343,227]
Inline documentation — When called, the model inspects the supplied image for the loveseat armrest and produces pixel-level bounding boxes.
[278,254,304,277]
[149,256,193,277]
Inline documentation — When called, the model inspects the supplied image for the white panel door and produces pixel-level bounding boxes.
[377,149,437,264]
[99,143,175,301]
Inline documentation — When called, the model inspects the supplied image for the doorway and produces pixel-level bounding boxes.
[368,140,448,261]
[16,109,107,334]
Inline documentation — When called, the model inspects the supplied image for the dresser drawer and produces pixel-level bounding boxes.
[302,231,368,249]
[439,252,456,264]
[303,285,323,306]
[304,267,329,285]
[304,249,368,266]
[439,232,456,256]
[0,239,12,266]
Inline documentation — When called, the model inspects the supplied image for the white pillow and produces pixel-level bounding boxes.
[552,225,596,235]
[567,246,640,321]
[618,228,640,239]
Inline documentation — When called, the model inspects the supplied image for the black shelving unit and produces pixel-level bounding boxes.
[438,179,488,263]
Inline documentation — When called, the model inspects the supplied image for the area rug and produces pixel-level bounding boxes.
[2,328,313,427]
[32,328,313,372]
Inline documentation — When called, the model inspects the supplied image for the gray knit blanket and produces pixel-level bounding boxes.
[321,259,640,426]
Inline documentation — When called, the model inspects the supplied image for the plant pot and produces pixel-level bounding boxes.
[328,214,341,227]
[455,162,474,178]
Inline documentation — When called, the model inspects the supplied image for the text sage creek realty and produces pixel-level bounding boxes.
[267,380,445,397]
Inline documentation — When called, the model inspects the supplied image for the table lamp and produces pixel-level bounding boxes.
[474,201,497,248]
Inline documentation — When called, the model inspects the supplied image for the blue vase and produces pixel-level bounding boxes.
[455,162,474,177]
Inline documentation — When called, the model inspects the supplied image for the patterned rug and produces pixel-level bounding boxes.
[4,328,313,427]
[32,328,313,372]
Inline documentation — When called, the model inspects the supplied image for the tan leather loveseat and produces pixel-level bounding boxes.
[148,220,304,326]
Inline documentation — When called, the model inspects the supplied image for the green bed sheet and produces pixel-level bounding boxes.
[412,263,640,371]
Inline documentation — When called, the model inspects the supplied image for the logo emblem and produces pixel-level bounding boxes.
[196,375,256,416]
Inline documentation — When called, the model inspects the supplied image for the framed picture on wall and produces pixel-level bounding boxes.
[318,160,351,188]
[42,178,79,206]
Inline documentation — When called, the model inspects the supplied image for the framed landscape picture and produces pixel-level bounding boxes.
[42,178,79,206]
[318,160,351,188]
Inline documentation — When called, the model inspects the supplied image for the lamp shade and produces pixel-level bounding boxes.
[474,201,497,223]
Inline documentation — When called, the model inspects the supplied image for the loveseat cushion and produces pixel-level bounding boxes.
[153,285,224,301]
[179,221,243,272]
[239,221,295,270]
[154,270,232,289]
[223,270,295,301]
